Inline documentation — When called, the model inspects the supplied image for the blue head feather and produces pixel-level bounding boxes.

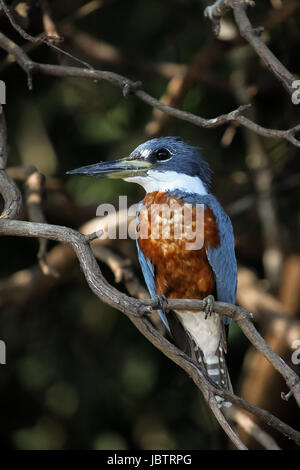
[129,137,212,191]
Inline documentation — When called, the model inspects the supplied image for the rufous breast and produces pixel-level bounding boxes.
[137,191,220,300]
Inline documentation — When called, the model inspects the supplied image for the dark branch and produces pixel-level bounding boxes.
[0,31,35,89]
[24,168,58,277]
[0,32,299,146]
[0,0,93,72]
[232,3,296,95]
[0,106,22,219]
[205,0,255,36]
[205,1,298,96]
[0,218,299,448]
[0,3,299,448]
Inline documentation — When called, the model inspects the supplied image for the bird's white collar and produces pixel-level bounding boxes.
[124,170,208,195]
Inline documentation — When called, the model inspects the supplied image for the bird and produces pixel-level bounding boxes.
[67,137,237,405]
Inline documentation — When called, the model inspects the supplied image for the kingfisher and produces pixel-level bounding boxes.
[67,137,237,402]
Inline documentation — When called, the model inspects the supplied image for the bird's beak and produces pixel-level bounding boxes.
[66,158,151,179]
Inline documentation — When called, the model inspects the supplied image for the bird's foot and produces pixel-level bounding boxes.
[203,294,215,319]
[155,294,169,313]
[136,295,169,318]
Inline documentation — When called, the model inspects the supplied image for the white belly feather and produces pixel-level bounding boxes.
[175,310,221,360]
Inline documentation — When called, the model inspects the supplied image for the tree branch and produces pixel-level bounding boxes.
[36,63,300,146]
[24,168,58,277]
[0,31,35,89]
[0,110,299,443]
[0,4,299,448]
[205,1,298,96]
[0,218,299,448]
[0,0,93,71]
[0,106,22,219]
[0,32,299,146]
[225,406,281,450]
[232,3,296,96]
[204,0,254,36]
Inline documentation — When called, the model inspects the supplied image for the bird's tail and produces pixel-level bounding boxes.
[193,340,233,408]
[167,311,232,407]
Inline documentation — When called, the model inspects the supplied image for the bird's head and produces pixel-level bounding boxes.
[67,137,211,194]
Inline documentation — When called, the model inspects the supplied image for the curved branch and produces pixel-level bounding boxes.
[225,406,281,450]
[0,0,93,71]
[204,0,254,35]
[0,31,299,147]
[0,218,299,448]
[0,106,22,219]
[0,5,299,448]
[232,3,296,96]
[24,168,58,277]
[205,1,298,96]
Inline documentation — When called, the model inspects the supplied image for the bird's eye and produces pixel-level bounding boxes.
[154,148,171,161]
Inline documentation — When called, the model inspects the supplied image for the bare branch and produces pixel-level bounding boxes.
[0,0,94,72]
[32,63,300,147]
[232,3,296,96]
[0,31,35,88]
[204,0,254,35]
[24,168,58,277]
[208,397,248,449]
[61,23,187,81]
[40,0,63,44]
[0,0,43,43]
[0,104,7,169]
[0,218,299,448]
[205,1,298,96]
[0,106,22,219]
[225,406,281,450]
[0,169,22,219]
[145,44,225,137]
[218,386,300,445]
[0,2,299,448]
[0,27,298,145]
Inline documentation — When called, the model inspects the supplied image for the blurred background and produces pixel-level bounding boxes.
[0,0,300,450]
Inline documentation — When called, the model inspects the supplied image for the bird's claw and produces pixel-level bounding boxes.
[203,294,215,319]
[155,294,169,313]
[136,295,169,318]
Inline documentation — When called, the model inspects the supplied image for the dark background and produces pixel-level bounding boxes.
[0,0,299,450]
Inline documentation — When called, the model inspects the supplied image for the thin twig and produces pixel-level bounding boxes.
[0,104,7,169]
[0,106,22,218]
[25,169,58,277]
[36,63,300,147]
[0,0,94,72]
[0,31,35,88]
[0,2,299,448]
[232,3,296,96]
[204,0,298,96]
[0,27,299,145]
[225,406,281,450]
[204,0,254,35]
[0,218,299,448]
[40,0,63,44]
[0,103,299,442]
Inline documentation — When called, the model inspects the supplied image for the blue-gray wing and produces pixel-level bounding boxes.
[169,192,237,326]
[205,197,237,325]
[136,204,170,330]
